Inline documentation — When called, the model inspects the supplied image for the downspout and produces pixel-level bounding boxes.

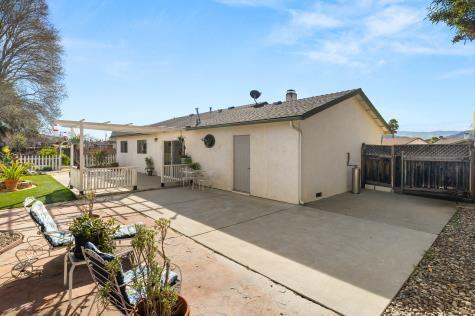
[290,121,304,205]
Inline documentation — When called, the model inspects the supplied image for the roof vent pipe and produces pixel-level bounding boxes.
[195,108,201,126]
[286,89,297,101]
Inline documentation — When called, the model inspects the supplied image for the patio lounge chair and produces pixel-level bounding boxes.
[82,242,181,315]
[12,197,140,279]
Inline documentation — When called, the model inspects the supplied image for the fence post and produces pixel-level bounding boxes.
[471,146,475,201]
[391,145,395,191]
[361,143,365,188]
[400,151,404,193]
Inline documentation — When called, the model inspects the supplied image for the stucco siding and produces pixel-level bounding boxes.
[300,95,384,202]
[115,121,300,204]
[116,135,161,174]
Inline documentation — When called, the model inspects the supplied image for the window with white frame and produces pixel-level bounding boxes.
[137,140,147,154]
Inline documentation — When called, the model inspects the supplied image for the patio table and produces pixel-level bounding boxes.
[183,170,205,190]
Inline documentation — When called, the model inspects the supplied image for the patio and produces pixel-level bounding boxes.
[0,192,334,316]
[0,186,456,315]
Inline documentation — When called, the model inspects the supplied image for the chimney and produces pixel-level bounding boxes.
[286,89,297,101]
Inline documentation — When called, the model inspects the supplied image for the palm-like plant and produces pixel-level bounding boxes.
[1,160,31,181]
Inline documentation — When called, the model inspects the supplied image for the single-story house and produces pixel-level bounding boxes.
[435,137,472,145]
[111,88,390,204]
[382,137,427,145]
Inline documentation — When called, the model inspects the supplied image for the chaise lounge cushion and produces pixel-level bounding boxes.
[28,200,73,247]
[114,223,140,239]
[29,200,58,233]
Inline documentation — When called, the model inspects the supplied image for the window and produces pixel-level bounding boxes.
[137,140,147,154]
[120,141,128,153]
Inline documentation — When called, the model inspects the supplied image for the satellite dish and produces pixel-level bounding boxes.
[250,90,261,103]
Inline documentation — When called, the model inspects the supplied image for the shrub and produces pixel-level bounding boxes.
[38,147,57,156]
[0,160,32,181]
[61,153,70,166]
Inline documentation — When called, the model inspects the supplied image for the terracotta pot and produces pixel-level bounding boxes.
[133,295,190,316]
[4,179,19,191]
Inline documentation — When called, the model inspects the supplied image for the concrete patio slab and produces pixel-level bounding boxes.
[0,200,333,316]
[306,190,455,234]
[132,188,294,236]
[122,188,456,316]
[193,206,437,315]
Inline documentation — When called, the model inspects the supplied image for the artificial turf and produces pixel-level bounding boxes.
[0,174,76,209]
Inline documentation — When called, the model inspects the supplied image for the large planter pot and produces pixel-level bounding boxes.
[4,179,19,191]
[73,234,99,259]
[145,168,154,176]
[133,295,190,316]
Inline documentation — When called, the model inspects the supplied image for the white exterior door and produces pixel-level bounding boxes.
[233,135,250,193]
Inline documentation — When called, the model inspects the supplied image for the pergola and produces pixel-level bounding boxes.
[55,119,182,193]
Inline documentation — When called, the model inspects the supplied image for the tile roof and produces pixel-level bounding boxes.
[111,88,389,137]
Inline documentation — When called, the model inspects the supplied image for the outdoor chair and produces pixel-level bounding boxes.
[82,242,181,315]
[197,170,211,191]
[15,197,142,304]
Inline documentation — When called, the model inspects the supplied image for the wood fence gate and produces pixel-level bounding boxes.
[361,143,474,201]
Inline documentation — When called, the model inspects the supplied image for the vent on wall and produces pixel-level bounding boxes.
[315,192,322,198]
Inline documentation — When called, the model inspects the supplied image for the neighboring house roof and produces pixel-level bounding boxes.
[435,138,471,145]
[111,88,390,138]
[382,137,427,145]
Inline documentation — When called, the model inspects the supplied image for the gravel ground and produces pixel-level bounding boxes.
[0,231,22,251]
[384,205,474,315]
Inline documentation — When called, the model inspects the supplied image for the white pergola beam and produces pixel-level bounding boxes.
[56,119,181,134]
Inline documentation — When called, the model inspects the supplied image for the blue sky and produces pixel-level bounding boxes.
[48,0,474,137]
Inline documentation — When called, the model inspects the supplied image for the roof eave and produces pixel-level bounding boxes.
[185,115,303,130]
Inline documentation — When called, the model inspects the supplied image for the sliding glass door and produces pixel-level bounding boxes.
[163,140,182,165]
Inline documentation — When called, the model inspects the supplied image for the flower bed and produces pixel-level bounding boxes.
[0,231,23,255]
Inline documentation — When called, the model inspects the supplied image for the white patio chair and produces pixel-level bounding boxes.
[197,170,211,191]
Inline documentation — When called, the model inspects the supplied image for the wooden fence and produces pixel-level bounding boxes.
[362,143,474,200]
[18,155,61,171]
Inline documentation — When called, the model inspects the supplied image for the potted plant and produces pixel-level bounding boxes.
[183,155,192,165]
[0,160,32,191]
[190,162,201,170]
[177,136,186,163]
[145,157,154,176]
[69,193,118,259]
[100,219,190,316]
[70,136,80,145]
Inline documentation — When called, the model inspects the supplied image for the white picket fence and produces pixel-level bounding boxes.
[70,166,137,191]
[162,164,190,184]
[18,155,61,171]
[85,153,116,167]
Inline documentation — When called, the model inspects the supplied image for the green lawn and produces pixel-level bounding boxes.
[0,174,76,209]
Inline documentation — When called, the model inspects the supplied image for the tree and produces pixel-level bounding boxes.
[430,136,440,143]
[428,0,475,43]
[388,118,399,138]
[0,0,65,132]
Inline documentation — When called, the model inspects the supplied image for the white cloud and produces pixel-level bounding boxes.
[291,10,341,29]
[364,6,422,38]
[269,8,342,44]
[438,68,475,80]
[303,38,364,68]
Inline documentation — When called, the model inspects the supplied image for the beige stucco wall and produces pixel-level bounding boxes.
[300,95,385,203]
[115,121,300,204]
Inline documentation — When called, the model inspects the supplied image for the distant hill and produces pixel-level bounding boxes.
[395,131,466,139]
